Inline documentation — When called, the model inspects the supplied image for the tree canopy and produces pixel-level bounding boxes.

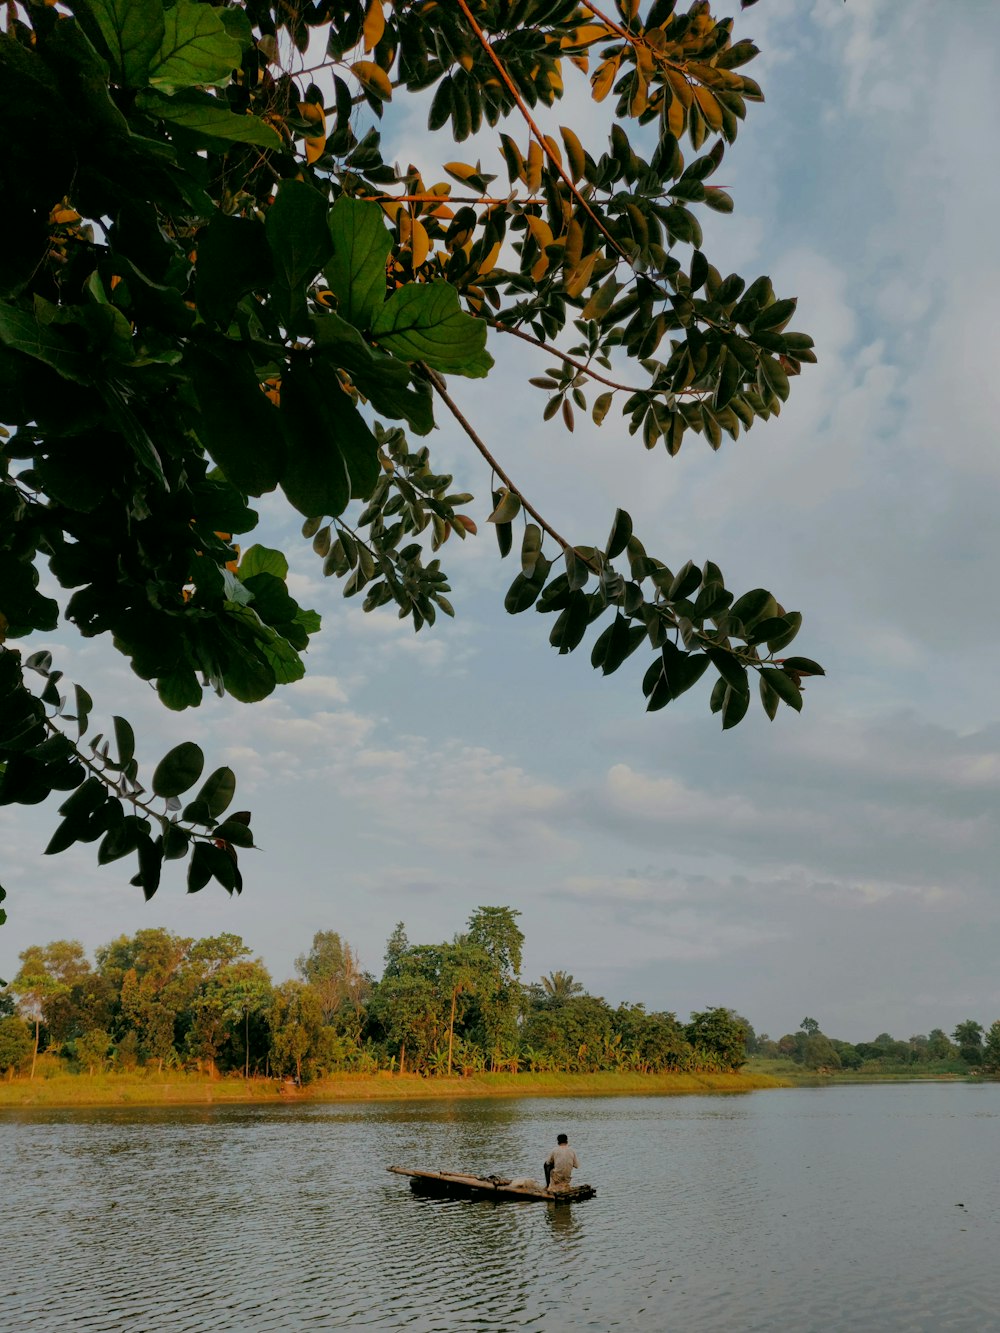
[0,0,822,911]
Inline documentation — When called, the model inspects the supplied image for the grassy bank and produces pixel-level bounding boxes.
[745,1056,973,1084]
[0,1068,788,1109]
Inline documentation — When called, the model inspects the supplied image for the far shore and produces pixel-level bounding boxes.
[0,1069,788,1109]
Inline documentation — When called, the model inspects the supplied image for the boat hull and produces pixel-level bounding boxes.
[387,1166,596,1203]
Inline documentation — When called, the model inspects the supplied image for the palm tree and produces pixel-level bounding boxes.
[540,971,584,1005]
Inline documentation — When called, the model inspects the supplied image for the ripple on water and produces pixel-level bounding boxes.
[3,1088,1000,1330]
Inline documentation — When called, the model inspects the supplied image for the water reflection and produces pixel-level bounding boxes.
[3,1086,1000,1330]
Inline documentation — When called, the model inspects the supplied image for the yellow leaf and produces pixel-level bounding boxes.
[477,241,502,276]
[630,70,647,118]
[666,68,693,108]
[560,126,586,182]
[363,0,385,54]
[591,56,619,104]
[693,85,723,132]
[524,214,554,251]
[297,102,326,164]
[667,93,685,137]
[567,23,612,47]
[564,218,584,269]
[543,135,562,171]
[444,161,478,183]
[526,140,543,193]
[351,60,392,101]
[564,250,597,299]
[410,218,430,269]
[531,253,549,282]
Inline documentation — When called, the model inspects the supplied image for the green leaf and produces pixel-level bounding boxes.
[135,832,163,900]
[187,841,213,893]
[593,615,646,676]
[310,312,434,436]
[760,667,803,712]
[190,343,285,495]
[157,669,202,711]
[779,656,824,677]
[73,685,93,737]
[195,213,273,328]
[238,545,289,581]
[78,0,164,87]
[137,88,283,150]
[45,807,92,856]
[759,673,780,720]
[280,360,376,517]
[668,560,701,601]
[371,281,492,376]
[98,813,146,864]
[241,572,298,626]
[606,508,633,560]
[714,348,743,411]
[521,523,542,577]
[100,382,165,485]
[721,682,750,729]
[488,489,521,525]
[504,554,551,613]
[326,196,393,332]
[766,612,802,654]
[754,297,797,332]
[661,641,711,698]
[549,590,589,654]
[152,741,205,798]
[58,775,106,820]
[148,0,242,91]
[162,822,191,859]
[707,647,749,693]
[0,304,90,384]
[729,588,777,630]
[212,817,254,848]
[747,614,793,647]
[757,354,790,403]
[266,181,334,333]
[112,715,134,769]
[592,390,614,425]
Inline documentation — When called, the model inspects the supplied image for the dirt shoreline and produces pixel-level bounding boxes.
[0,1069,788,1109]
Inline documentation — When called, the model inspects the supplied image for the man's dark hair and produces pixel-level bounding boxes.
[557,1133,568,1144]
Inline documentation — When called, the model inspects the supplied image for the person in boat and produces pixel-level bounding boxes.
[544,1133,579,1192]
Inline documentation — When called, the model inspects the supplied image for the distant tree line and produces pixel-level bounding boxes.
[0,907,749,1082]
[750,1015,1000,1074]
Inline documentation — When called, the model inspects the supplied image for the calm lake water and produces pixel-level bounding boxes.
[2,1083,999,1331]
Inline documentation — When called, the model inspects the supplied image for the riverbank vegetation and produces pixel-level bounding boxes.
[0,1067,786,1108]
[747,1016,994,1079]
[1,908,751,1087]
[6,915,995,1097]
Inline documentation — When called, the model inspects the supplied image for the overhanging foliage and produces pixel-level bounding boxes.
[0,0,822,909]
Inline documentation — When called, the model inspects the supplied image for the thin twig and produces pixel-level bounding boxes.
[489,320,640,393]
[454,0,632,266]
[420,366,575,557]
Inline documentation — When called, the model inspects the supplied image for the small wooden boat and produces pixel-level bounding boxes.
[387,1166,596,1203]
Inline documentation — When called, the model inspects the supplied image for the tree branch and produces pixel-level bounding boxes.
[419,365,578,559]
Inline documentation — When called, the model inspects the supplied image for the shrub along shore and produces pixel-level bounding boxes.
[0,1068,788,1109]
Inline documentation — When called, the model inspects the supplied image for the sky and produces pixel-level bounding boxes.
[3,0,999,1044]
